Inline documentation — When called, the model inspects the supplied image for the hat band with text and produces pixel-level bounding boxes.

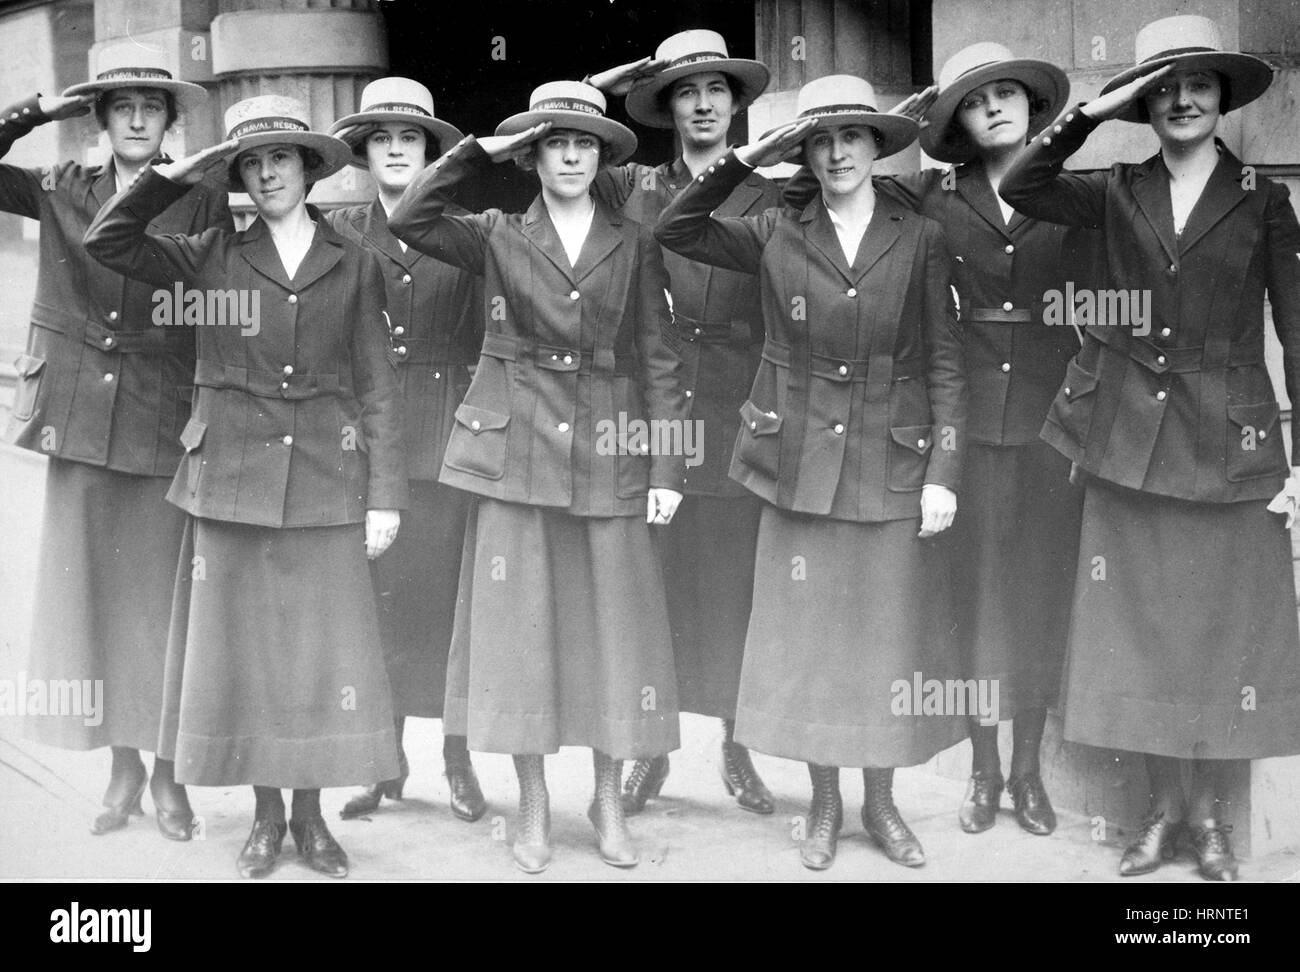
[666,50,730,70]
[96,67,176,82]
[228,116,311,139]
[362,102,433,118]
[531,97,603,116]
[799,102,879,118]
[1138,44,1218,65]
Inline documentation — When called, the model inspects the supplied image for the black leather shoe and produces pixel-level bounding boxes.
[722,741,775,815]
[621,755,669,815]
[1119,812,1183,876]
[340,746,408,819]
[862,768,925,867]
[90,774,146,836]
[236,818,287,879]
[445,750,487,822]
[1184,821,1239,881]
[958,771,1003,834]
[1006,773,1056,836]
[290,815,349,878]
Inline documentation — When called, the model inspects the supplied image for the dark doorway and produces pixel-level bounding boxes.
[379,0,758,212]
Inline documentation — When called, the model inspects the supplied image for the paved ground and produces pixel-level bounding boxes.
[3,441,1299,883]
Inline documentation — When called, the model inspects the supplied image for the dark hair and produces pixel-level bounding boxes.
[1134,70,1230,123]
[796,122,885,165]
[227,144,325,191]
[941,79,1050,158]
[94,87,178,129]
[351,122,441,164]
[514,131,616,173]
[656,71,740,117]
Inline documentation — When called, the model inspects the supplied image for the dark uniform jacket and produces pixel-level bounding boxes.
[388,135,689,518]
[325,198,482,481]
[655,150,965,523]
[594,159,781,496]
[1,94,232,475]
[1001,108,1300,503]
[84,169,408,528]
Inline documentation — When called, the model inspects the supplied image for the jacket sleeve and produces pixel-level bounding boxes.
[1263,180,1300,461]
[920,220,965,491]
[633,226,690,491]
[1000,108,1109,228]
[590,162,640,211]
[0,95,50,219]
[387,135,493,275]
[654,150,776,273]
[84,167,224,287]
[353,250,409,511]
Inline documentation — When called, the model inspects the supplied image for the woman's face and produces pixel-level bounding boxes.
[1145,68,1222,148]
[534,128,601,200]
[238,143,308,218]
[670,70,735,150]
[365,122,428,192]
[806,123,878,199]
[103,88,170,165]
[956,79,1031,155]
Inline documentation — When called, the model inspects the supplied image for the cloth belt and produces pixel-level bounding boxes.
[761,338,922,383]
[479,332,635,375]
[194,360,341,400]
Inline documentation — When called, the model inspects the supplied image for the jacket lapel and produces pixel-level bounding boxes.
[289,207,346,291]
[956,162,1013,241]
[521,195,576,285]
[1177,144,1250,255]
[849,193,903,281]
[1131,157,1179,266]
[801,198,854,285]
[89,164,116,212]
[238,218,294,291]
[573,197,623,283]
[361,198,416,268]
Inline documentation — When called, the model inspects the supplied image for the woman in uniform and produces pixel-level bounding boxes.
[85,95,407,880]
[2,45,230,842]
[656,74,966,871]
[327,77,487,825]
[388,81,689,873]
[1001,14,1300,880]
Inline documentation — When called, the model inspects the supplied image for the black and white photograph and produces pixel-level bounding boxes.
[0,0,1297,920]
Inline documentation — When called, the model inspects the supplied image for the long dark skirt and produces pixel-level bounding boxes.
[657,493,762,719]
[370,480,471,719]
[950,441,1082,718]
[159,516,399,788]
[25,460,184,752]
[735,505,967,768]
[443,498,679,759]
[1061,478,1300,759]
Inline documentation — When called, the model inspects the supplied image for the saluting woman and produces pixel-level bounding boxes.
[388,81,689,873]
[2,46,230,842]
[85,95,407,880]
[657,75,967,871]
[326,78,487,825]
[1001,14,1300,880]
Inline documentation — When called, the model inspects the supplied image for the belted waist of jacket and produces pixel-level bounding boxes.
[390,335,478,367]
[32,299,192,355]
[194,360,342,401]
[964,304,1047,324]
[478,331,637,376]
[1087,324,1264,374]
[759,337,926,385]
[672,312,760,348]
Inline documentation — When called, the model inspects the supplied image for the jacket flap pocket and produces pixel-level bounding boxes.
[13,354,45,379]
[739,399,781,437]
[1227,402,1280,434]
[1061,359,1098,402]
[890,424,934,456]
[454,403,511,435]
[179,418,207,453]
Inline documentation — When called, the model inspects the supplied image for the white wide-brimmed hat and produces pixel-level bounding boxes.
[63,42,207,112]
[765,74,919,160]
[329,77,465,169]
[1100,15,1273,123]
[496,81,637,165]
[221,95,353,190]
[920,42,1069,163]
[625,29,770,129]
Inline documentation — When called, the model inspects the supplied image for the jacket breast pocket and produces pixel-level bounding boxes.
[443,403,511,481]
[735,399,782,479]
[179,418,206,496]
[887,424,933,492]
[1047,358,1100,447]
[11,354,45,422]
[1226,402,1286,482]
